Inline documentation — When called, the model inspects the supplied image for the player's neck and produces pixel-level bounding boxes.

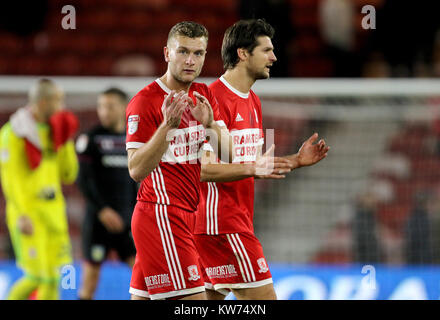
[160,73,192,93]
[29,104,47,123]
[222,68,255,94]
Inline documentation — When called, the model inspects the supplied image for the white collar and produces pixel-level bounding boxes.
[155,78,171,94]
[219,75,249,99]
[10,106,41,148]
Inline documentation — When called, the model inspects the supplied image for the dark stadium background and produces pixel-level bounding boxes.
[0,0,440,300]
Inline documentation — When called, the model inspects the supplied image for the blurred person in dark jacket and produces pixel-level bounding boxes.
[404,191,434,265]
[76,88,137,299]
[352,189,382,264]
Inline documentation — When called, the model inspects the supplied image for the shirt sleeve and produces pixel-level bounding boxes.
[75,131,109,212]
[0,124,34,223]
[57,140,79,185]
[126,94,161,150]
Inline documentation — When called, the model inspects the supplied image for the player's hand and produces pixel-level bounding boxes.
[98,207,124,233]
[161,90,188,129]
[17,216,34,236]
[187,91,214,128]
[49,110,79,150]
[292,133,330,168]
[255,144,292,179]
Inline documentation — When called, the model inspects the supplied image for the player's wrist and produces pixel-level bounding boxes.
[205,119,216,129]
[160,121,177,142]
[248,163,257,177]
[289,153,301,169]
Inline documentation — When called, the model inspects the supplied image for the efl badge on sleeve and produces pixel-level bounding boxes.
[128,115,140,135]
[187,265,201,281]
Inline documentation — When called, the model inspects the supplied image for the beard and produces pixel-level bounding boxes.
[255,70,270,80]
[171,68,201,85]
[248,67,270,80]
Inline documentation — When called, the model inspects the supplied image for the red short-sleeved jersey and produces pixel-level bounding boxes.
[195,76,264,235]
[126,79,224,212]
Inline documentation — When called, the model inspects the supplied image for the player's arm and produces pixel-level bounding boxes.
[0,126,35,234]
[77,154,110,211]
[50,110,80,184]
[77,156,125,233]
[128,91,187,182]
[189,91,234,163]
[57,140,79,184]
[200,150,255,182]
[282,133,330,169]
[201,145,292,182]
[204,120,233,164]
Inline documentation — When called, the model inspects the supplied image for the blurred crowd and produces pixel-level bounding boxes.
[0,0,439,78]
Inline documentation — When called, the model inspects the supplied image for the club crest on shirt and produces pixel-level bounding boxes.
[128,115,140,135]
[257,257,269,273]
[187,265,200,281]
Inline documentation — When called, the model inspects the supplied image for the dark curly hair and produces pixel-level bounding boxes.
[221,19,275,70]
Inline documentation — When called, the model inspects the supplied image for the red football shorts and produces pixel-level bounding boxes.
[194,232,273,292]
[129,201,205,300]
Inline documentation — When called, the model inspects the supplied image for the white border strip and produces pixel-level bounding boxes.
[204,282,230,296]
[149,286,205,300]
[2,76,440,97]
[213,278,273,290]
[126,141,145,150]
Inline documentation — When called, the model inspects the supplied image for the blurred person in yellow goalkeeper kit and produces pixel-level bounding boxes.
[0,78,79,300]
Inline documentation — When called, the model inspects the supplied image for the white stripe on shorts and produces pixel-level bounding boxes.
[155,204,179,290]
[226,233,250,283]
[230,233,255,282]
[161,204,186,289]
[151,166,183,287]
[233,233,256,282]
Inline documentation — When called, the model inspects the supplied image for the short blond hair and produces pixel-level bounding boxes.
[167,21,208,45]
[28,78,60,104]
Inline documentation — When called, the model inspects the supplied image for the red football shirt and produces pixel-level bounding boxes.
[126,79,224,213]
[195,76,264,235]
